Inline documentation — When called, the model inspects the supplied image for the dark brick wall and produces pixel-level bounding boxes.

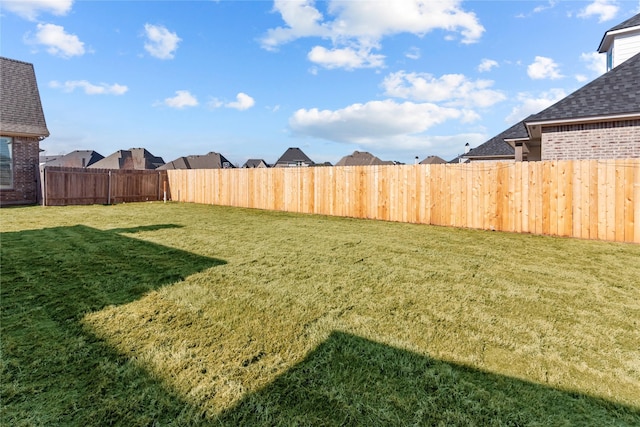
[0,136,40,205]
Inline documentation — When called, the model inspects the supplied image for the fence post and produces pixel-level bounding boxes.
[41,166,47,206]
[107,170,112,205]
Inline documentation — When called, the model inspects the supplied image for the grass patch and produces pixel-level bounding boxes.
[2,202,639,425]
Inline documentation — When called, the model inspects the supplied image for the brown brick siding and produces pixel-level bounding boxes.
[0,136,40,205]
[541,120,640,160]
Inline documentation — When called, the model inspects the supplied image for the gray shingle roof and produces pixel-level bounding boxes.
[527,52,640,123]
[158,152,234,170]
[44,150,104,168]
[460,120,527,159]
[274,147,314,166]
[335,150,386,166]
[466,139,514,158]
[605,12,640,33]
[88,148,164,170]
[419,155,446,165]
[0,57,49,137]
[242,159,269,168]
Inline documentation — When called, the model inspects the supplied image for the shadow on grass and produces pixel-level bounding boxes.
[2,226,638,426]
[218,331,640,426]
[1,224,225,426]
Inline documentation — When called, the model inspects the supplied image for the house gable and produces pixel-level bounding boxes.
[598,13,640,70]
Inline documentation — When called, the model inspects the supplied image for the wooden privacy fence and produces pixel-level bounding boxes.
[41,166,168,206]
[167,159,640,243]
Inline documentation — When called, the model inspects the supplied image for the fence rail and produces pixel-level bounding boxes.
[42,166,168,206]
[167,159,640,243]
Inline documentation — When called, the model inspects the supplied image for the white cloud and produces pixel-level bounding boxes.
[382,71,506,108]
[49,80,128,95]
[580,51,607,76]
[2,0,73,21]
[226,93,255,110]
[308,45,385,69]
[289,99,471,148]
[209,93,256,110]
[324,0,484,43]
[578,0,619,22]
[261,0,484,69]
[261,0,329,50]
[478,58,498,72]
[532,0,558,14]
[144,24,181,60]
[505,89,567,123]
[208,98,224,109]
[527,56,563,79]
[159,90,198,109]
[32,23,85,58]
[405,47,421,60]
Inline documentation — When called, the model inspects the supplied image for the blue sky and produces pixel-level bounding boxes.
[2,0,639,165]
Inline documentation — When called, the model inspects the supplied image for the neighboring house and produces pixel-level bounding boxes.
[274,147,315,167]
[598,13,640,71]
[0,57,49,206]
[88,148,165,170]
[470,13,640,162]
[42,150,104,168]
[335,150,393,166]
[419,155,447,165]
[158,152,234,170]
[242,158,270,168]
[518,52,640,161]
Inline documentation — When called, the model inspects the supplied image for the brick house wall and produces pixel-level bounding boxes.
[541,119,640,160]
[0,136,40,205]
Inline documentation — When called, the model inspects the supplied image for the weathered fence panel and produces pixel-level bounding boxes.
[42,166,168,206]
[167,159,640,243]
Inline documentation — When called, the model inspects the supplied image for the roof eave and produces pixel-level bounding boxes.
[462,154,514,160]
[526,112,640,127]
[0,129,50,139]
[525,112,640,139]
[598,33,613,53]
[597,25,640,52]
[503,137,533,149]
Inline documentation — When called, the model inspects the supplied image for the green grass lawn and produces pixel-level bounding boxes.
[2,202,639,426]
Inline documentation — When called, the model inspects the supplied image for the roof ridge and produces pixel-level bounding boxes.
[0,56,34,66]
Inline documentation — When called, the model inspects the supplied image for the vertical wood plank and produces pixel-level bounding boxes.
[541,161,551,236]
[623,159,635,242]
[615,159,626,242]
[634,158,640,244]
[605,160,616,241]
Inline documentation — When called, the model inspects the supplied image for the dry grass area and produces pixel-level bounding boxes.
[2,202,639,426]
